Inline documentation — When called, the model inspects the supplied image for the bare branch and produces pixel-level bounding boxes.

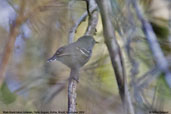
[68,5,97,43]
[84,0,98,35]
[0,0,54,86]
[131,0,171,88]
[68,77,77,113]
[95,0,125,101]
[168,0,171,49]
[0,0,26,85]
[95,0,135,114]
[42,80,67,104]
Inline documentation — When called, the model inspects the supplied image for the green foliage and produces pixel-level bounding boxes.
[95,63,118,94]
[0,82,17,105]
[150,21,169,39]
[150,21,171,54]
[157,75,171,100]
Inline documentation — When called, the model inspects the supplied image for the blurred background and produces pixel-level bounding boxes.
[0,0,170,114]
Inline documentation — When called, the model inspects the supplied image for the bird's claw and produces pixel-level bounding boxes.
[69,77,79,83]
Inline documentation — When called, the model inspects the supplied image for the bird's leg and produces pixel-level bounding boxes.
[69,68,80,83]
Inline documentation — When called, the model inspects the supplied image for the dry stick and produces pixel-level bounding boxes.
[67,0,98,113]
[41,79,68,104]
[0,1,26,85]
[95,0,135,114]
[68,79,77,113]
[84,0,98,35]
[95,0,125,101]
[169,0,171,49]
[0,0,53,86]
[68,5,97,43]
[131,0,171,88]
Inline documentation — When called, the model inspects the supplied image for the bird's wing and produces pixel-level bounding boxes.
[75,47,92,57]
[55,43,77,56]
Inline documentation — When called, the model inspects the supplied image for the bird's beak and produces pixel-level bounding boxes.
[47,54,57,62]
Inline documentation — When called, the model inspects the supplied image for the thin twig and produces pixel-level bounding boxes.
[43,80,67,104]
[168,0,171,49]
[131,0,171,88]
[84,0,98,35]
[0,0,26,85]
[151,86,158,109]
[68,5,97,43]
[136,67,158,85]
[0,0,54,86]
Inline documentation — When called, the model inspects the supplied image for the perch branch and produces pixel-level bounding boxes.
[67,0,98,113]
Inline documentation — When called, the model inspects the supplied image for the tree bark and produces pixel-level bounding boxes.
[95,0,125,104]
[95,0,135,114]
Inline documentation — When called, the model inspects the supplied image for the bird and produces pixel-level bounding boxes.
[47,35,97,81]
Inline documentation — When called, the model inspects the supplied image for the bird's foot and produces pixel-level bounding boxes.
[69,76,79,83]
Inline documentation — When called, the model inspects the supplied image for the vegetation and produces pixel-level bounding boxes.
[0,0,170,114]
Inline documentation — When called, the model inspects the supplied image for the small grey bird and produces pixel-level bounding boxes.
[48,35,97,81]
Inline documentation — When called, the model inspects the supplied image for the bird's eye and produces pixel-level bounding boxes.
[56,47,64,55]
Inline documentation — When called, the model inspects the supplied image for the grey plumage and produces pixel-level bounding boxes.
[48,36,97,69]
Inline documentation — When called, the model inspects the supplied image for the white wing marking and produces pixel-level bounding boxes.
[76,47,89,57]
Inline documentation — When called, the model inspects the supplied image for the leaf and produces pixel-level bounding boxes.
[0,82,17,105]
[157,75,171,100]
[150,21,169,39]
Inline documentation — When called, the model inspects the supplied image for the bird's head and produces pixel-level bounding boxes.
[77,35,98,48]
